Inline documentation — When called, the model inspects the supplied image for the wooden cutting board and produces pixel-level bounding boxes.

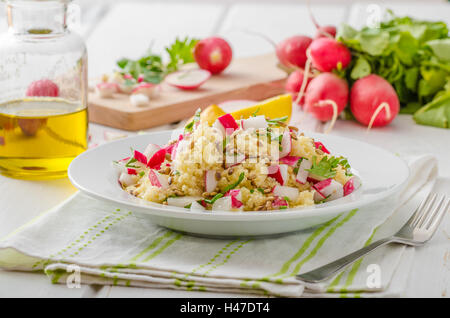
[88,53,287,131]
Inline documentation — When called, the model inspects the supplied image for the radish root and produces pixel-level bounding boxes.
[315,99,338,134]
[295,48,312,105]
[307,0,334,38]
[367,102,391,131]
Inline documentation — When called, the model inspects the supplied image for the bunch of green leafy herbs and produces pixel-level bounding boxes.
[337,10,450,128]
[116,37,199,84]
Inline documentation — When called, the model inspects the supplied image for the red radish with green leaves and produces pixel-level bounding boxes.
[165,69,211,90]
[350,74,400,129]
[276,35,313,69]
[193,37,232,74]
[285,69,312,105]
[304,73,349,133]
[309,38,351,72]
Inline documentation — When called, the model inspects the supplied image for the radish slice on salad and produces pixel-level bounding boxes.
[272,196,289,209]
[231,196,244,209]
[204,170,218,193]
[167,196,202,208]
[190,201,206,211]
[127,168,137,175]
[268,164,288,185]
[225,152,245,168]
[119,172,138,187]
[213,113,239,135]
[241,115,268,130]
[134,149,148,165]
[280,156,301,166]
[226,189,243,201]
[148,170,169,189]
[272,185,299,202]
[165,69,211,90]
[314,141,330,154]
[279,130,292,158]
[296,158,312,184]
[313,178,343,202]
[112,161,127,174]
[343,176,361,196]
[144,143,161,160]
[212,196,232,211]
[147,148,166,169]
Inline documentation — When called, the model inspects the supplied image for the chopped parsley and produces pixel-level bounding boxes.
[184,108,201,133]
[139,171,145,177]
[203,193,224,205]
[279,206,288,210]
[306,156,351,179]
[184,203,192,209]
[257,188,265,194]
[251,107,260,117]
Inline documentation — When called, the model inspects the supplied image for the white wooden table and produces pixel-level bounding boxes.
[1,0,449,298]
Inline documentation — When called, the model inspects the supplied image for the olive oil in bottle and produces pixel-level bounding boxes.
[0,98,88,179]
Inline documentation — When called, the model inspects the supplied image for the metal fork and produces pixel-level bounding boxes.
[296,193,450,284]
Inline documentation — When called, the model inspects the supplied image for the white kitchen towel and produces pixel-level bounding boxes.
[0,155,437,297]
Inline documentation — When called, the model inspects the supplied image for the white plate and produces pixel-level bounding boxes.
[68,130,409,237]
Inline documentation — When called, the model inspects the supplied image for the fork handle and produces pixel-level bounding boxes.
[296,237,394,284]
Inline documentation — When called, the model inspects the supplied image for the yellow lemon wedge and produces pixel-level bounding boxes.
[198,94,293,126]
[199,104,226,126]
[230,94,292,122]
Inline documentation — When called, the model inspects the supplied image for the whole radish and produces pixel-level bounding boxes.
[276,35,312,69]
[193,37,232,74]
[309,38,351,72]
[350,74,399,128]
[304,73,348,133]
[26,79,59,97]
[285,69,312,105]
[315,25,337,38]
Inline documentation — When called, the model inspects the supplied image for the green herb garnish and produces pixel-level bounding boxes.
[184,203,192,209]
[257,188,265,194]
[184,108,202,133]
[251,107,261,117]
[203,193,224,205]
[139,171,145,177]
[306,156,350,179]
[279,206,288,210]
[222,172,245,193]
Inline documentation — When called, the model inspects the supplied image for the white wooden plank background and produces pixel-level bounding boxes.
[0,0,449,298]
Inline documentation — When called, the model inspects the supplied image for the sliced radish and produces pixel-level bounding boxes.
[119,172,138,187]
[314,141,330,154]
[272,185,299,202]
[127,168,137,175]
[204,170,218,193]
[212,196,232,211]
[214,113,239,135]
[268,164,288,185]
[280,156,301,166]
[96,82,118,98]
[241,115,268,130]
[272,196,289,208]
[231,196,243,209]
[147,148,166,169]
[190,201,206,211]
[132,82,156,97]
[279,130,292,158]
[148,170,169,189]
[134,149,148,165]
[343,176,362,196]
[226,189,243,201]
[267,165,279,175]
[144,143,161,161]
[296,158,312,184]
[167,196,202,208]
[313,189,326,202]
[313,178,343,202]
[225,152,245,168]
[165,69,211,90]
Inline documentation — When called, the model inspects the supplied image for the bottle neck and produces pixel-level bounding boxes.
[7,0,69,36]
